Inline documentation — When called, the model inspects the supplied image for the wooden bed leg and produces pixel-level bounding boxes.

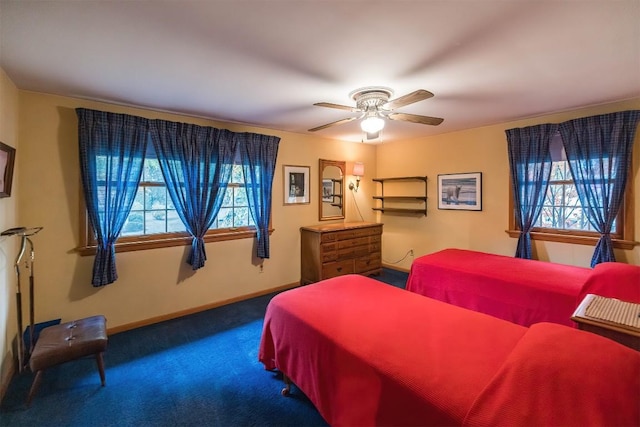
[281,373,292,396]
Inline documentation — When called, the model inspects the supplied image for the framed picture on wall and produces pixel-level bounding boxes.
[437,172,482,211]
[0,141,16,198]
[284,165,310,205]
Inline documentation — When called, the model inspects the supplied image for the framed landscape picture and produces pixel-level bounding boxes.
[437,172,482,211]
[0,141,16,198]
[284,165,310,205]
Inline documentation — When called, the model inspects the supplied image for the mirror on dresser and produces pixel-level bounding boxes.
[319,158,345,221]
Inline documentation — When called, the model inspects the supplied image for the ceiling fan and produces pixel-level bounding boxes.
[308,86,444,139]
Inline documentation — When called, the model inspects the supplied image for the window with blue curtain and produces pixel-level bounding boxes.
[506,110,639,263]
[78,109,280,278]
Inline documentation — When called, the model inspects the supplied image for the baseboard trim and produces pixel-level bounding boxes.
[0,350,16,405]
[107,281,299,335]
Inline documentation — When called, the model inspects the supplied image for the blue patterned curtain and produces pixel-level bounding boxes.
[506,124,558,259]
[559,110,640,267]
[149,120,237,270]
[77,108,149,286]
[236,133,280,258]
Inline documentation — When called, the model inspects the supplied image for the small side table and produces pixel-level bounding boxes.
[571,294,640,351]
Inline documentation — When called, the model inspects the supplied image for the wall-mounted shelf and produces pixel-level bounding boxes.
[323,178,343,208]
[372,176,427,215]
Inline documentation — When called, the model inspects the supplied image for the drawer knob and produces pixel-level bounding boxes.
[337,267,342,272]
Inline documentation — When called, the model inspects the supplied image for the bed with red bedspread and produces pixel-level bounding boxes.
[258,274,640,427]
[406,248,640,327]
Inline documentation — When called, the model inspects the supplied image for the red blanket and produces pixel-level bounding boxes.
[579,261,640,303]
[463,323,640,427]
[259,275,640,426]
[406,249,592,327]
[260,274,527,426]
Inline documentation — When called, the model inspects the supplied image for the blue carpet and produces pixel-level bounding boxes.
[0,269,408,426]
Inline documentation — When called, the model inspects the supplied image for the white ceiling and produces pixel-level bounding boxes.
[1,0,639,143]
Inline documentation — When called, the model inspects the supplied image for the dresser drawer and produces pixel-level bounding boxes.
[335,230,357,241]
[320,242,337,262]
[322,260,354,279]
[321,242,337,251]
[322,230,358,242]
[337,237,368,250]
[353,245,371,257]
[354,226,382,238]
[356,254,381,273]
[321,232,338,243]
[321,250,338,263]
[336,244,370,259]
[337,247,355,259]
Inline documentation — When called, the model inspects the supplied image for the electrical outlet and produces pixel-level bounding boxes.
[409,249,414,257]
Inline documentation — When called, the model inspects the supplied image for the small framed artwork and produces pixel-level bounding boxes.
[322,179,333,202]
[0,141,16,198]
[437,172,482,211]
[284,165,310,205]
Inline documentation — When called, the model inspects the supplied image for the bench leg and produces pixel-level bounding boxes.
[26,370,44,407]
[96,352,106,386]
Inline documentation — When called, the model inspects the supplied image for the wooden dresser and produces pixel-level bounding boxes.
[300,222,383,285]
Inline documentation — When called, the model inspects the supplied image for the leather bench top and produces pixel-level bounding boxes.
[29,315,107,372]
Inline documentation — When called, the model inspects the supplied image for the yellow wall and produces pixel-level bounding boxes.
[14,90,377,333]
[376,98,640,270]
[0,69,20,393]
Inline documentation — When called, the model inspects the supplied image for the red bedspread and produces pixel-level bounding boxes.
[406,249,592,327]
[259,274,640,426]
[580,261,640,303]
[260,274,528,426]
[463,322,640,427]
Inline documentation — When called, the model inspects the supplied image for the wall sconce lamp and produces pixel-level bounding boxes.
[349,162,365,192]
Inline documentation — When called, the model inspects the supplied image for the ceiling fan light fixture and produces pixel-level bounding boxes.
[310,87,442,135]
[360,115,385,133]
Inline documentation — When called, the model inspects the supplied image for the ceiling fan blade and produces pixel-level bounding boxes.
[314,102,360,112]
[308,116,358,132]
[383,89,434,110]
[388,112,444,126]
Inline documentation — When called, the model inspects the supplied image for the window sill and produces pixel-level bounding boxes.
[505,230,637,250]
[77,228,274,256]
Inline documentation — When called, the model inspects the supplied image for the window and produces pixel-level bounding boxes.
[535,159,615,233]
[79,146,260,255]
[507,137,633,249]
[121,155,185,236]
[120,157,254,237]
[213,164,255,230]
